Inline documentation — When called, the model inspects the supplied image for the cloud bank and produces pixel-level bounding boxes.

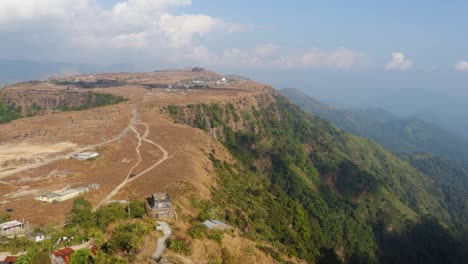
[455,61,468,71]
[386,52,413,71]
[0,0,367,70]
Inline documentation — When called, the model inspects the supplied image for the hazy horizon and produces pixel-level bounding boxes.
[1,0,467,137]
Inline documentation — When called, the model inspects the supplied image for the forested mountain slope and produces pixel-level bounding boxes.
[280,88,468,165]
[161,90,467,263]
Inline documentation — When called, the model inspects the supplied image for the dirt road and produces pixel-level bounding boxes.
[96,120,169,208]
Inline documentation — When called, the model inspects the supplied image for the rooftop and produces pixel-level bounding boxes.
[52,247,75,257]
[0,220,23,230]
[152,192,169,200]
[202,219,229,229]
[57,189,80,197]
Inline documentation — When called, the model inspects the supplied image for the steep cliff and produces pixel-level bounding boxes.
[0,84,126,119]
[158,90,465,263]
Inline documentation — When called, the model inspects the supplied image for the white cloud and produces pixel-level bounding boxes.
[0,1,368,70]
[0,0,237,62]
[386,52,413,70]
[455,61,468,71]
[254,43,278,57]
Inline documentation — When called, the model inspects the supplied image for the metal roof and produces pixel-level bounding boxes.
[202,219,227,229]
[0,220,23,230]
[57,189,80,196]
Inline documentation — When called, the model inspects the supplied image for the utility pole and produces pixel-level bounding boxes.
[128,200,131,221]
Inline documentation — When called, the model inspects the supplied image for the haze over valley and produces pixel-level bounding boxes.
[0,1,467,264]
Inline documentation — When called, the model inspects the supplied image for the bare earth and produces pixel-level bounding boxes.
[0,69,267,226]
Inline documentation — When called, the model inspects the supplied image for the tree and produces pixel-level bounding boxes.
[69,197,93,228]
[128,200,146,218]
[15,251,33,264]
[1,213,10,222]
[70,248,92,264]
[31,252,51,264]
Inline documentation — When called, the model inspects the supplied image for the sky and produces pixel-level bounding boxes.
[1,0,468,131]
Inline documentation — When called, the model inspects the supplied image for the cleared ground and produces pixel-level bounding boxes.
[0,69,263,226]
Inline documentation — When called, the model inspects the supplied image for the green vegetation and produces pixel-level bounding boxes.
[58,92,127,111]
[3,197,155,263]
[165,94,468,263]
[187,224,224,244]
[107,222,152,255]
[70,248,92,264]
[281,87,468,165]
[25,103,41,117]
[0,91,126,124]
[400,153,468,228]
[167,238,191,255]
[0,101,21,123]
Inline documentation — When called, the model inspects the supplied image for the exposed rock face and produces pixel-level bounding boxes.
[0,88,93,114]
[158,92,281,140]
[0,82,126,117]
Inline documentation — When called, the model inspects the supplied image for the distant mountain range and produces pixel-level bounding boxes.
[0,59,135,88]
[281,87,468,165]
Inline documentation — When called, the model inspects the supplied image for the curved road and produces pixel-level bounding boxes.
[96,120,170,208]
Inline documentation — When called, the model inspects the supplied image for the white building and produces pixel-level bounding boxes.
[35,187,89,203]
[0,220,24,235]
[72,152,99,160]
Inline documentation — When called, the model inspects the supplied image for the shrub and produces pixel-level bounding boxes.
[187,225,207,239]
[167,238,191,255]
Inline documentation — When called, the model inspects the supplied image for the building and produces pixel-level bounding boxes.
[35,192,59,203]
[51,247,75,264]
[35,187,89,203]
[146,193,176,219]
[0,220,24,236]
[2,256,18,264]
[72,152,99,160]
[150,193,172,209]
[202,219,233,230]
[88,183,100,190]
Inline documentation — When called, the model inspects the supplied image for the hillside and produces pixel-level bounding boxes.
[162,89,466,263]
[280,88,468,165]
[0,70,466,263]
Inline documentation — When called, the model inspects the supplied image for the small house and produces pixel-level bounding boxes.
[72,152,99,160]
[2,256,18,264]
[88,183,100,190]
[35,192,59,203]
[150,193,172,209]
[35,187,89,203]
[146,193,176,219]
[51,247,75,264]
[0,220,24,236]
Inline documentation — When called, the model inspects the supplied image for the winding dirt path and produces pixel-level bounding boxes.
[95,120,170,208]
[151,221,172,261]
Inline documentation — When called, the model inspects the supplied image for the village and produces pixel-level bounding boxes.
[0,150,232,263]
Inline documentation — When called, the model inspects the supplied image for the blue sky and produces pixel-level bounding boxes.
[0,0,468,124]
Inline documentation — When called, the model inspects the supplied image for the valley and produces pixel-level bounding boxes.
[0,69,466,263]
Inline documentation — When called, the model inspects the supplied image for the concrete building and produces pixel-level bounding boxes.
[35,187,89,203]
[35,192,59,203]
[150,193,172,209]
[72,152,99,160]
[146,193,176,219]
[0,220,24,236]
